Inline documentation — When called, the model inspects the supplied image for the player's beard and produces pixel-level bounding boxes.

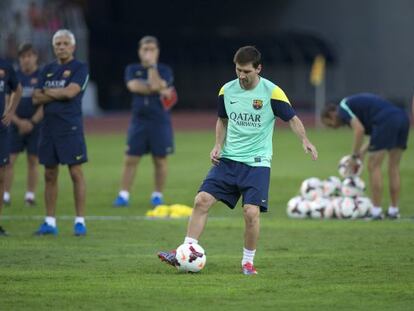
[239,78,251,89]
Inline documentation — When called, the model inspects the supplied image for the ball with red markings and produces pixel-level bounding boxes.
[175,243,206,273]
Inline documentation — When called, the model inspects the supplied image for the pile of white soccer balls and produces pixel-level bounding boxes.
[287,155,374,219]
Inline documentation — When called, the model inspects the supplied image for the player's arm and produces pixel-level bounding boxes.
[32,88,55,105]
[211,118,228,165]
[126,79,154,95]
[210,87,227,165]
[349,117,365,157]
[43,83,81,100]
[271,86,318,160]
[289,116,318,161]
[2,84,22,126]
[31,105,44,124]
[147,66,167,92]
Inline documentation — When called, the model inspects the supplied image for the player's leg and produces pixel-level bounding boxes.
[242,204,260,275]
[0,128,10,235]
[0,166,8,236]
[387,148,403,218]
[158,191,216,267]
[114,122,146,207]
[367,150,386,218]
[151,155,167,206]
[186,191,217,240]
[3,153,18,205]
[158,159,238,267]
[114,155,141,207]
[34,165,59,235]
[69,164,87,236]
[149,123,173,206]
[25,127,41,206]
[25,154,39,206]
[69,164,86,217]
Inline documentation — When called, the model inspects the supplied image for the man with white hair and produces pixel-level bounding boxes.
[33,29,89,236]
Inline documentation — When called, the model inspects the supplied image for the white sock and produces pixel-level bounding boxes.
[388,206,399,215]
[242,247,256,266]
[25,192,35,200]
[370,206,383,217]
[75,217,85,225]
[3,192,10,201]
[45,216,56,227]
[119,190,129,200]
[184,236,198,244]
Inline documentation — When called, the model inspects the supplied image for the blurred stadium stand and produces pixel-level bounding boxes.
[1,0,414,115]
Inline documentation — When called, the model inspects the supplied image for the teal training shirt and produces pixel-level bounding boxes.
[217,77,295,167]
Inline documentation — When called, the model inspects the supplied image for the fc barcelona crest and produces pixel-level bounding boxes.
[30,78,38,85]
[252,99,263,110]
[63,70,71,78]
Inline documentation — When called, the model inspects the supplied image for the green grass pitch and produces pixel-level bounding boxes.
[1,128,413,310]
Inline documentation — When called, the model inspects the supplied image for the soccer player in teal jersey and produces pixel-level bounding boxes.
[159,46,318,274]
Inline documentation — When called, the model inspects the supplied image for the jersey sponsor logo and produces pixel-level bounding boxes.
[22,86,34,98]
[63,70,71,78]
[0,69,5,78]
[229,112,261,128]
[252,99,263,110]
[44,80,66,88]
[30,78,38,85]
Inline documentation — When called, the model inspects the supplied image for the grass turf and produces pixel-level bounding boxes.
[1,128,413,310]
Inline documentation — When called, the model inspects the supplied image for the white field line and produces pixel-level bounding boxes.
[1,215,413,221]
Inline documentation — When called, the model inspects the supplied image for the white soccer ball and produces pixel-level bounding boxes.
[300,177,323,201]
[338,155,363,178]
[331,196,343,218]
[287,196,310,219]
[338,197,359,219]
[309,197,333,219]
[354,196,373,218]
[322,176,342,197]
[175,243,206,273]
[341,176,366,197]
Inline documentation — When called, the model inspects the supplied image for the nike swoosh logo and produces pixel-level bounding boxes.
[46,73,53,77]
[230,101,237,104]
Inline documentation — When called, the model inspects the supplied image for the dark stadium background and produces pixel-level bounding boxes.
[1,0,413,113]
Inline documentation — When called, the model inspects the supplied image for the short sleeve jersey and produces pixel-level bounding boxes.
[217,77,295,167]
[16,69,40,119]
[0,58,19,130]
[36,59,89,136]
[338,93,402,135]
[124,63,173,122]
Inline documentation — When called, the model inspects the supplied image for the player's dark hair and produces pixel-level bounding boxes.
[233,46,261,68]
[321,103,337,119]
[138,36,159,49]
[17,43,37,56]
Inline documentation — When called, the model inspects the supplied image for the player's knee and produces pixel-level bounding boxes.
[243,205,260,223]
[194,192,212,213]
[125,156,139,167]
[45,169,58,184]
[368,158,381,171]
[69,167,83,183]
